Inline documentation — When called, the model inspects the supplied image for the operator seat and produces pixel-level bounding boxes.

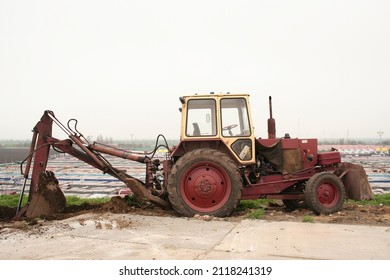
[192,123,201,136]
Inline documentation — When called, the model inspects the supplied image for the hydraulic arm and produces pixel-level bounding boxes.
[17,111,169,218]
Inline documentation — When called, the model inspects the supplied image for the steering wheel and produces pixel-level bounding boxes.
[222,124,238,131]
[222,124,238,136]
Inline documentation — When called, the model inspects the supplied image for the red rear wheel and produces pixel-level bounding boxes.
[168,149,242,217]
[180,162,231,212]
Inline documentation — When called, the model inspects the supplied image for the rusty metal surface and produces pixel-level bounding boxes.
[89,143,147,164]
[27,111,54,197]
[336,162,374,200]
[120,175,170,209]
[25,171,66,218]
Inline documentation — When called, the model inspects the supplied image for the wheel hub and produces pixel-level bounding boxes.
[317,183,337,205]
[181,163,230,212]
[194,176,216,198]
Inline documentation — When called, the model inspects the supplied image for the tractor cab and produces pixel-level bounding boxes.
[173,93,256,164]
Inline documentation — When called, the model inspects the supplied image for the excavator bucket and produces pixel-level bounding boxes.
[121,176,171,209]
[25,171,66,218]
[335,162,373,201]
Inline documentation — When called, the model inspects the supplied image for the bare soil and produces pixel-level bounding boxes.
[1,196,389,231]
[257,202,390,226]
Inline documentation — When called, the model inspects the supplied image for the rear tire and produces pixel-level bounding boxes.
[305,172,345,215]
[167,148,242,217]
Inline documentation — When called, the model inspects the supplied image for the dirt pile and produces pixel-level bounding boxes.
[0,206,16,221]
[101,196,134,213]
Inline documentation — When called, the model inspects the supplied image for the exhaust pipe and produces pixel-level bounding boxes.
[267,96,276,139]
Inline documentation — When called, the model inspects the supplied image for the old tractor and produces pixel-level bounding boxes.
[16,93,372,218]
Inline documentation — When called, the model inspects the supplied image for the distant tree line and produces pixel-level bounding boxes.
[318,138,390,145]
[1,137,388,149]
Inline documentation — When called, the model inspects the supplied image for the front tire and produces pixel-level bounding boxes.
[305,172,345,215]
[167,148,242,217]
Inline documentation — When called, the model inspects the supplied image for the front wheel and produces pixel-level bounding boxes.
[167,149,242,217]
[305,172,345,215]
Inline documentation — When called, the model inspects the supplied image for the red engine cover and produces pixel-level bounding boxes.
[317,151,341,166]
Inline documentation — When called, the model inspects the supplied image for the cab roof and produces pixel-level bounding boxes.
[182,93,250,99]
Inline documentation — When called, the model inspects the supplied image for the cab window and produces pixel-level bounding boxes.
[186,99,217,137]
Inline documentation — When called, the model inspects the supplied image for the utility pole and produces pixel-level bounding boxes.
[377,131,384,154]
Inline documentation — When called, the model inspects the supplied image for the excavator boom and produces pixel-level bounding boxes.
[16,111,169,218]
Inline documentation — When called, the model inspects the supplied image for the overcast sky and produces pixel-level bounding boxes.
[0,0,389,141]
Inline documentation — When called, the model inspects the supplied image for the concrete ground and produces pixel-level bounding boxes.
[1,212,389,260]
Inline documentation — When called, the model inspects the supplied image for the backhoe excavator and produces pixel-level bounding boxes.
[15,93,373,218]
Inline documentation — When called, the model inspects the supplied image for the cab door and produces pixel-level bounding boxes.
[220,97,255,164]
